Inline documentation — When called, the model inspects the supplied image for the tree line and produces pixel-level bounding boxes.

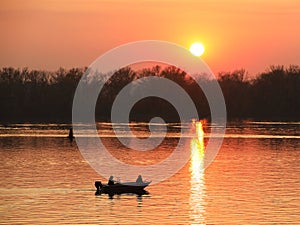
[0,65,299,122]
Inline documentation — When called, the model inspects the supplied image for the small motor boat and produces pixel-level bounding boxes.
[95,180,151,195]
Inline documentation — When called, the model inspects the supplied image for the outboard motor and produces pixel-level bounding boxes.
[95,181,103,189]
[95,181,103,195]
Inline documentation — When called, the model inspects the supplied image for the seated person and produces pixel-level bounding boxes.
[136,175,143,184]
[108,176,115,185]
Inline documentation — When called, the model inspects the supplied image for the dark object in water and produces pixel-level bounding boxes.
[94,180,151,196]
[68,128,74,141]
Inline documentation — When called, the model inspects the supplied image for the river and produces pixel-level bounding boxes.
[0,121,299,224]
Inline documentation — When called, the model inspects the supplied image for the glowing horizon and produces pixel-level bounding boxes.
[0,0,299,75]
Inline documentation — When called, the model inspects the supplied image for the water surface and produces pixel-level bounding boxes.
[0,122,299,224]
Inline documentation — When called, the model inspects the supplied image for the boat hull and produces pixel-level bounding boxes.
[95,181,151,195]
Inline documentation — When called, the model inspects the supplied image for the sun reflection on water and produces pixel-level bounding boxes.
[189,120,206,224]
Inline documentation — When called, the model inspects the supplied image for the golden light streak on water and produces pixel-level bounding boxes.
[196,120,205,141]
[189,120,206,224]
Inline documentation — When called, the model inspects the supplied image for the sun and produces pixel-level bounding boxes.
[190,42,205,57]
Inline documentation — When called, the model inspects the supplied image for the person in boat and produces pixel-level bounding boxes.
[136,175,143,184]
[108,176,115,185]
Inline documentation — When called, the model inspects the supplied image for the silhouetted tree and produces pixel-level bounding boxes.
[218,69,252,118]
[251,65,300,119]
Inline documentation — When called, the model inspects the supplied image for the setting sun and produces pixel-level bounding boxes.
[190,42,205,57]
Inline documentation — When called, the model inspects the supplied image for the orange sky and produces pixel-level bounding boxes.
[0,0,299,76]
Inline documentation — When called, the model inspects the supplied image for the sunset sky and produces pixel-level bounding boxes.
[1,0,299,76]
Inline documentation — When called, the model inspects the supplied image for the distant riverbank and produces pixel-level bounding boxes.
[1,65,299,123]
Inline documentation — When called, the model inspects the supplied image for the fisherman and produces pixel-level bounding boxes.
[136,175,143,184]
[108,176,115,185]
